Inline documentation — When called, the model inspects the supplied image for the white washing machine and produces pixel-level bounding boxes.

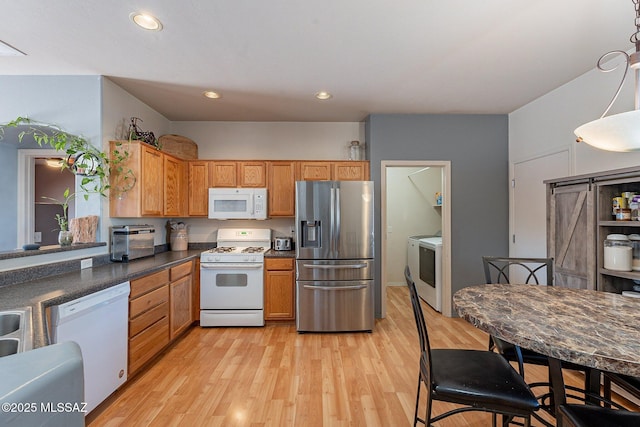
[407,235,442,312]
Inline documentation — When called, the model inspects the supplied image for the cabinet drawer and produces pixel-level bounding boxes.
[170,261,193,281]
[129,301,168,337]
[130,270,170,299]
[128,316,169,375]
[130,285,169,318]
[265,257,294,271]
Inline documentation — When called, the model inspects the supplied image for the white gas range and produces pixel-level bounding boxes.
[200,228,271,327]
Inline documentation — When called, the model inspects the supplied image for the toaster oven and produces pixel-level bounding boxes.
[110,225,155,262]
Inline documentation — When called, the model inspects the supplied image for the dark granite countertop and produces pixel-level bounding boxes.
[0,242,107,261]
[453,284,640,377]
[264,249,295,258]
[0,250,203,348]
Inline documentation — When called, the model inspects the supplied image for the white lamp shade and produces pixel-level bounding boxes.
[574,109,640,152]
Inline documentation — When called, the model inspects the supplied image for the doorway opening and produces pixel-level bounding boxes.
[381,160,452,317]
[17,149,74,247]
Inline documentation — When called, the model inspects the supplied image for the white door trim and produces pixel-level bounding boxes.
[17,149,61,247]
[380,160,452,317]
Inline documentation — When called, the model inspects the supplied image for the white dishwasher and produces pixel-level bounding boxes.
[50,281,130,414]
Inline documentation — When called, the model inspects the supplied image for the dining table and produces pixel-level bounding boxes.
[453,284,640,421]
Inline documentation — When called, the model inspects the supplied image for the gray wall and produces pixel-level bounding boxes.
[366,114,509,317]
[0,75,101,250]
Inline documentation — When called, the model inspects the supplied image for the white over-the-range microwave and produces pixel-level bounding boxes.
[208,188,268,220]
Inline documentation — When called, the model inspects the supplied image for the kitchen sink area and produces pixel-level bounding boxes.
[0,308,32,357]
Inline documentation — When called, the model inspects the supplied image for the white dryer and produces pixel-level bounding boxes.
[407,235,442,312]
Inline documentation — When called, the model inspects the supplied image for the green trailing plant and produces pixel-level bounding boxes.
[0,116,136,198]
[41,188,75,232]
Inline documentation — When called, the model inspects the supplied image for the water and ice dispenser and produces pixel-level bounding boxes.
[300,220,321,248]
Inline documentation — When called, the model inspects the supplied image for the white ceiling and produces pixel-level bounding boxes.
[1,0,634,122]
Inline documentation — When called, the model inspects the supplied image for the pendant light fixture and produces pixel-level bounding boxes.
[575,0,640,152]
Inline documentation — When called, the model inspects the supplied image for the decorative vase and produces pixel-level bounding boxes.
[58,230,73,246]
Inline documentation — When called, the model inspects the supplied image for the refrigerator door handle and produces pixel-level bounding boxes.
[303,284,368,291]
[301,263,368,269]
[335,186,341,256]
[330,187,336,257]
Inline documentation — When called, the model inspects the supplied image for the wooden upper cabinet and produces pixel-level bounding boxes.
[333,161,369,181]
[188,161,209,216]
[164,155,186,217]
[209,161,237,187]
[238,161,266,187]
[297,162,332,181]
[110,141,190,218]
[110,141,164,217]
[141,146,164,216]
[268,161,296,217]
[296,161,370,181]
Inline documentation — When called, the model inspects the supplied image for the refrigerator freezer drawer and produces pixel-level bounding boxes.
[296,259,374,281]
[296,280,374,332]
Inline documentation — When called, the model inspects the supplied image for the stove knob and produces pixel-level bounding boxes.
[214,256,221,262]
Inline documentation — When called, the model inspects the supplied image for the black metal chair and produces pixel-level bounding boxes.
[482,257,555,377]
[482,256,604,426]
[602,372,640,409]
[558,404,640,427]
[405,266,539,427]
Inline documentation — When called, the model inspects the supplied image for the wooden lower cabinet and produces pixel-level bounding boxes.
[129,315,169,375]
[128,270,170,376]
[169,261,193,339]
[264,257,295,321]
[128,260,195,377]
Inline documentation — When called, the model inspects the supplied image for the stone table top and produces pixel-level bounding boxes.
[453,284,640,377]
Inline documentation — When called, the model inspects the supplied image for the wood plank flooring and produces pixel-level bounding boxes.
[87,286,597,426]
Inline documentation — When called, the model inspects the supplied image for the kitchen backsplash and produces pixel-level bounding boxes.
[182,217,296,246]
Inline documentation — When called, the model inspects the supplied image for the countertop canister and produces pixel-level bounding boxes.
[170,229,188,251]
[629,234,640,271]
[604,234,633,271]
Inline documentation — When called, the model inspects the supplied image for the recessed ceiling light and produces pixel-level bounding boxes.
[203,91,222,99]
[315,91,332,100]
[129,12,163,31]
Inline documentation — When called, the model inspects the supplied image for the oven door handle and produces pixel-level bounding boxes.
[303,284,368,291]
[201,263,264,269]
[301,263,367,269]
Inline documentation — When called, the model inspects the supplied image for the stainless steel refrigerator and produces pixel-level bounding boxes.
[295,180,374,332]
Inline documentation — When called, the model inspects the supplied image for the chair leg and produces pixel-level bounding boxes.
[603,375,612,408]
[414,374,421,427]
[425,386,433,427]
[514,345,525,377]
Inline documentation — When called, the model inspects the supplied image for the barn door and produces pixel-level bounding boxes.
[547,181,596,289]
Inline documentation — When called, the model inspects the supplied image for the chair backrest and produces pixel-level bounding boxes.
[482,256,554,285]
[405,265,432,384]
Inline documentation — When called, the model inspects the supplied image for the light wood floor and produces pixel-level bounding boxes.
[87,286,591,426]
